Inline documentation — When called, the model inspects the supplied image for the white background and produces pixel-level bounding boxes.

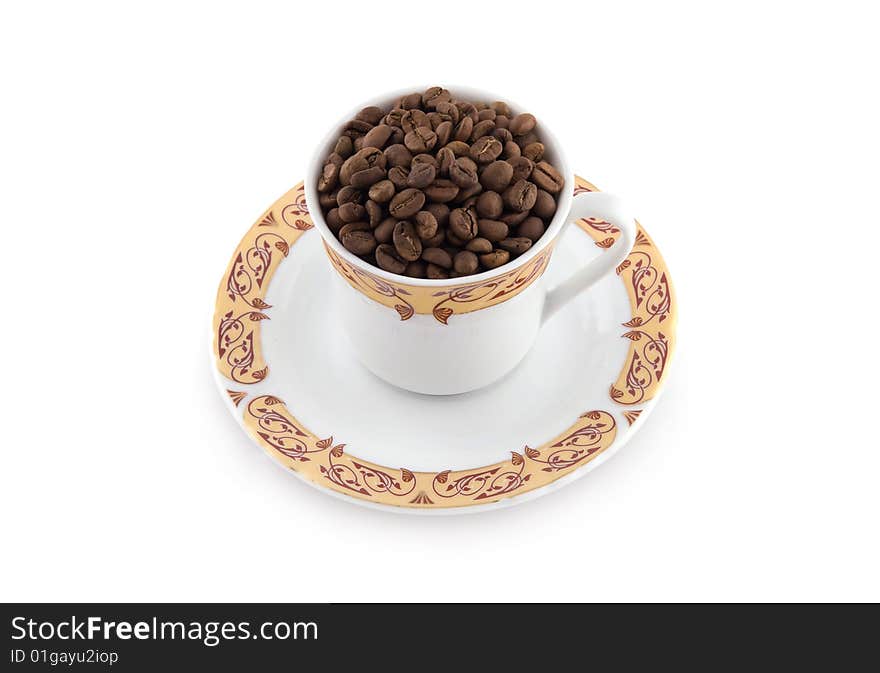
[2,1,878,602]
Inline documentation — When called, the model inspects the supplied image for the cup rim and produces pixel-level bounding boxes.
[304,84,574,288]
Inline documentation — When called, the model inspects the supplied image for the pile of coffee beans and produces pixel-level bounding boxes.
[316,87,565,279]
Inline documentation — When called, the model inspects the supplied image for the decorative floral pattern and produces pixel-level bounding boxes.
[241,395,616,509]
[212,183,312,384]
[324,239,554,324]
[573,176,676,405]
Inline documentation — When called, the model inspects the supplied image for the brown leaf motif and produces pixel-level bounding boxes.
[432,306,453,325]
[596,237,615,249]
[395,303,414,320]
[330,444,345,458]
[316,437,333,449]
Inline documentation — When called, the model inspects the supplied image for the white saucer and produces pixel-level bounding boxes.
[212,177,677,514]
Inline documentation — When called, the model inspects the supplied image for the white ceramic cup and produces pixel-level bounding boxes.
[305,86,636,395]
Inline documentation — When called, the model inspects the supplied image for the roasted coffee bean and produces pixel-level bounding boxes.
[453,250,479,275]
[422,247,453,269]
[435,120,453,146]
[503,179,537,212]
[424,179,459,203]
[480,249,510,269]
[465,237,493,254]
[375,244,407,274]
[414,210,438,240]
[501,209,530,226]
[480,160,514,192]
[424,203,450,228]
[363,124,394,149]
[499,237,533,255]
[389,188,425,218]
[326,208,343,231]
[436,147,455,176]
[388,166,409,189]
[334,136,354,158]
[531,161,565,193]
[470,136,503,164]
[449,157,479,188]
[453,117,474,142]
[426,263,449,279]
[478,218,509,242]
[338,221,371,238]
[365,199,383,226]
[509,113,537,136]
[471,119,495,142]
[476,190,504,218]
[404,260,427,278]
[518,217,546,241]
[349,165,386,188]
[384,143,413,168]
[342,229,377,255]
[356,106,385,125]
[407,162,436,189]
[412,153,439,170]
[393,220,423,261]
[368,179,395,203]
[338,202,366,223]
[422,86,451,109]
[523,142,544,162]
[374,217,397,244]
[532,189,557,219]
[404,127,438,153]
[449,207,478,241]
[502,140,521,160]
[318,88,562,278]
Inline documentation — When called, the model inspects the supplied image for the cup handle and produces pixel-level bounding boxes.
[542,191,637,323]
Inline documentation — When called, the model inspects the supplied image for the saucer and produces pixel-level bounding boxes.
[211,176,677,513]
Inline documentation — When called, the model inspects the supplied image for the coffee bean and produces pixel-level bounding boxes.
[532,189,557,219]
[368,179,395,203]
[318,160,340,192]
[384,144,413,168]
[349,165,386,188]
[515,130,540,149]
[374,217,397,243]
[319,190,338,209]
[405,260,427,277]
[453,250,479,275]
[388,166,409,189]
[509,113,537,136]
[389,188,425,218]
[424,203,450,228]
[363,124,394,149]
[494,115,510,129]
[476,191,504,218]
[422,86,451,109]
[445,140,470,157]
[404,127,438,153]
[375,244,407,274]
[393,220,423,261]
[414,210,438,240]
[422,230,445,248]
[531,161,565,194]
[478,109,496,122]
[518,216,545,241]
[490,101,511,116]
[503,179,537,212]
[436,147,455,176]
[502,141,521,160]
[336,185,363,206]
[477,219,509,242]
[353,137,365,151]
[345,119,374,136]
[334,136,354,158]
[422,247,453,269]
[454,117,474,142]
[480,249,510,269]
[388,126,405,145]
[449,207,479,241]
[470,136,503,164]
[356,106,385,125]
[326,208,343,232]
[338,221,371,238]
[508,157,534,182]
[340,147,385,185]
[499,237,533,255]
[480,160,514,192]
[400,92,422,110]
[445,230,467,247]
[465,237,493,254]
[471,119,496,142]
[457,101,478,122]
[492,127,513,143]
[426,263,449,279]
[523,142,544,162]
[424,179,459,203]
[454,182,482,203]
[435,120,453,146]
[449,157,479,188]
[407,162,436,188]
[400,110,429,134]
[434,101,460,124]
[342,229,377,255]
[365,199,383,226]
[384,108,405,127]
[501,209,530,226]
[338,202,366,223]
[412,153,439,170]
